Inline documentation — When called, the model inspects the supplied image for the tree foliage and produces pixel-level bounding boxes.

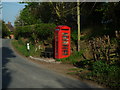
[15,2,77,27]
[15,2,120,41]
[2,21,11,38]
[15,23,56,43]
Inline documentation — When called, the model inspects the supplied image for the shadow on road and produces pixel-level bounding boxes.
[2,47,16,88]
[55,77,94,89]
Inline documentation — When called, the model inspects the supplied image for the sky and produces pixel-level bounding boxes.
[2,2,26,26]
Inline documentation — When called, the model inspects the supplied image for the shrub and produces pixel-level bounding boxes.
[18,38,25,45]
[91,60,109,74]
[15,23,56,42]
[74,59,93,69]
[35,23,56,40]
[71,31,77,43]
[88,60,120,88]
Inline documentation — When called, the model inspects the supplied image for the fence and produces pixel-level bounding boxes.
[89,31,120,64]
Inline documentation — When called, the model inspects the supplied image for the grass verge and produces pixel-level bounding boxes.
[12,39,41,57]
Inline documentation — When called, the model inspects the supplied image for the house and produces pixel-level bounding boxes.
[6,22,15,39]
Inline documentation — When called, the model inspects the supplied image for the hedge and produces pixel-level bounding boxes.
[15,23,56,41]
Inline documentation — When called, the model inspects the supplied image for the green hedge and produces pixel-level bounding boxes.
[15,23,56,41]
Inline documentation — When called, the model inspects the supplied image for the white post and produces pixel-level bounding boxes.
[27,42,30,51]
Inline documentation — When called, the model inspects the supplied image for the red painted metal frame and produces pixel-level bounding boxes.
[54,25,71,59]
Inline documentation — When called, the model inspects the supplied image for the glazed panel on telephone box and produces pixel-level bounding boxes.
[54,25,71,59]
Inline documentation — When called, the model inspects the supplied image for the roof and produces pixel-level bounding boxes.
[6,22,15,32]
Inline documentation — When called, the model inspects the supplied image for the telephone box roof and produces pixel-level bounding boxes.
[56,25,70,29]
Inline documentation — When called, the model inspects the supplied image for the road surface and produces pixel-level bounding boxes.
[2,39,103,88]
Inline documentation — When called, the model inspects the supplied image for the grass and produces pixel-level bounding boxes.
[67,72,78,75]
[56,51,84,64]
[12,39,41,57]
[12,40,29,57]
[68,68,84,72]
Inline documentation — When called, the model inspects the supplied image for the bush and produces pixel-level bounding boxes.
[74,59,93,69]
[2,21,11,38]
[15,23,56,42]
[71,31,77,43]
[18,38,25,45]
[92,60,109,74]
[35,23,56,40]
[88,60,120,88]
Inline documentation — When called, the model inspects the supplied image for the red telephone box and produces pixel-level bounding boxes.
[54,25,71,59]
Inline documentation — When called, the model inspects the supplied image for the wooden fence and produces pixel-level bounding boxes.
[89,31,120,63]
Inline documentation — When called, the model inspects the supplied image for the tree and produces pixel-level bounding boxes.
[2,21,11,38]
[14,3,41,27]
[17,2,77,26]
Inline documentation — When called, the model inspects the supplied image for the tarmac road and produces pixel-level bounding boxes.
[2,39,105,89]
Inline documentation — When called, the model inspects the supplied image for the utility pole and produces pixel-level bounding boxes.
[77,0,80,51]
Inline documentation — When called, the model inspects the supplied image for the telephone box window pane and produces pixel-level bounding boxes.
[62,33,68,35]
[63,39,68,41]
[63,41,68,44]
[63,50,68,52]
[62,36,69,38]
[62,47,68,49]
[62,29,69,30]
[56,29,60,31]
[63,45,68,46]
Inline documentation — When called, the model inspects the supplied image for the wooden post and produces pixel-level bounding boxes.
[77,0,80,51]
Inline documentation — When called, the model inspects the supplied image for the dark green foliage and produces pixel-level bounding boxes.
[91,60,109,74]
[34,24,56,40]
[15,23,56,43]
[74,59,93,69]
[2,21,11,38]
[71,31,77,43]
[85,60,120,88]
[14,4,41,26]
[16,2,120,39]
[18,37,25,45]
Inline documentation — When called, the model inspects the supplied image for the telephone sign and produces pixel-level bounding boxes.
[54,25,71,59]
